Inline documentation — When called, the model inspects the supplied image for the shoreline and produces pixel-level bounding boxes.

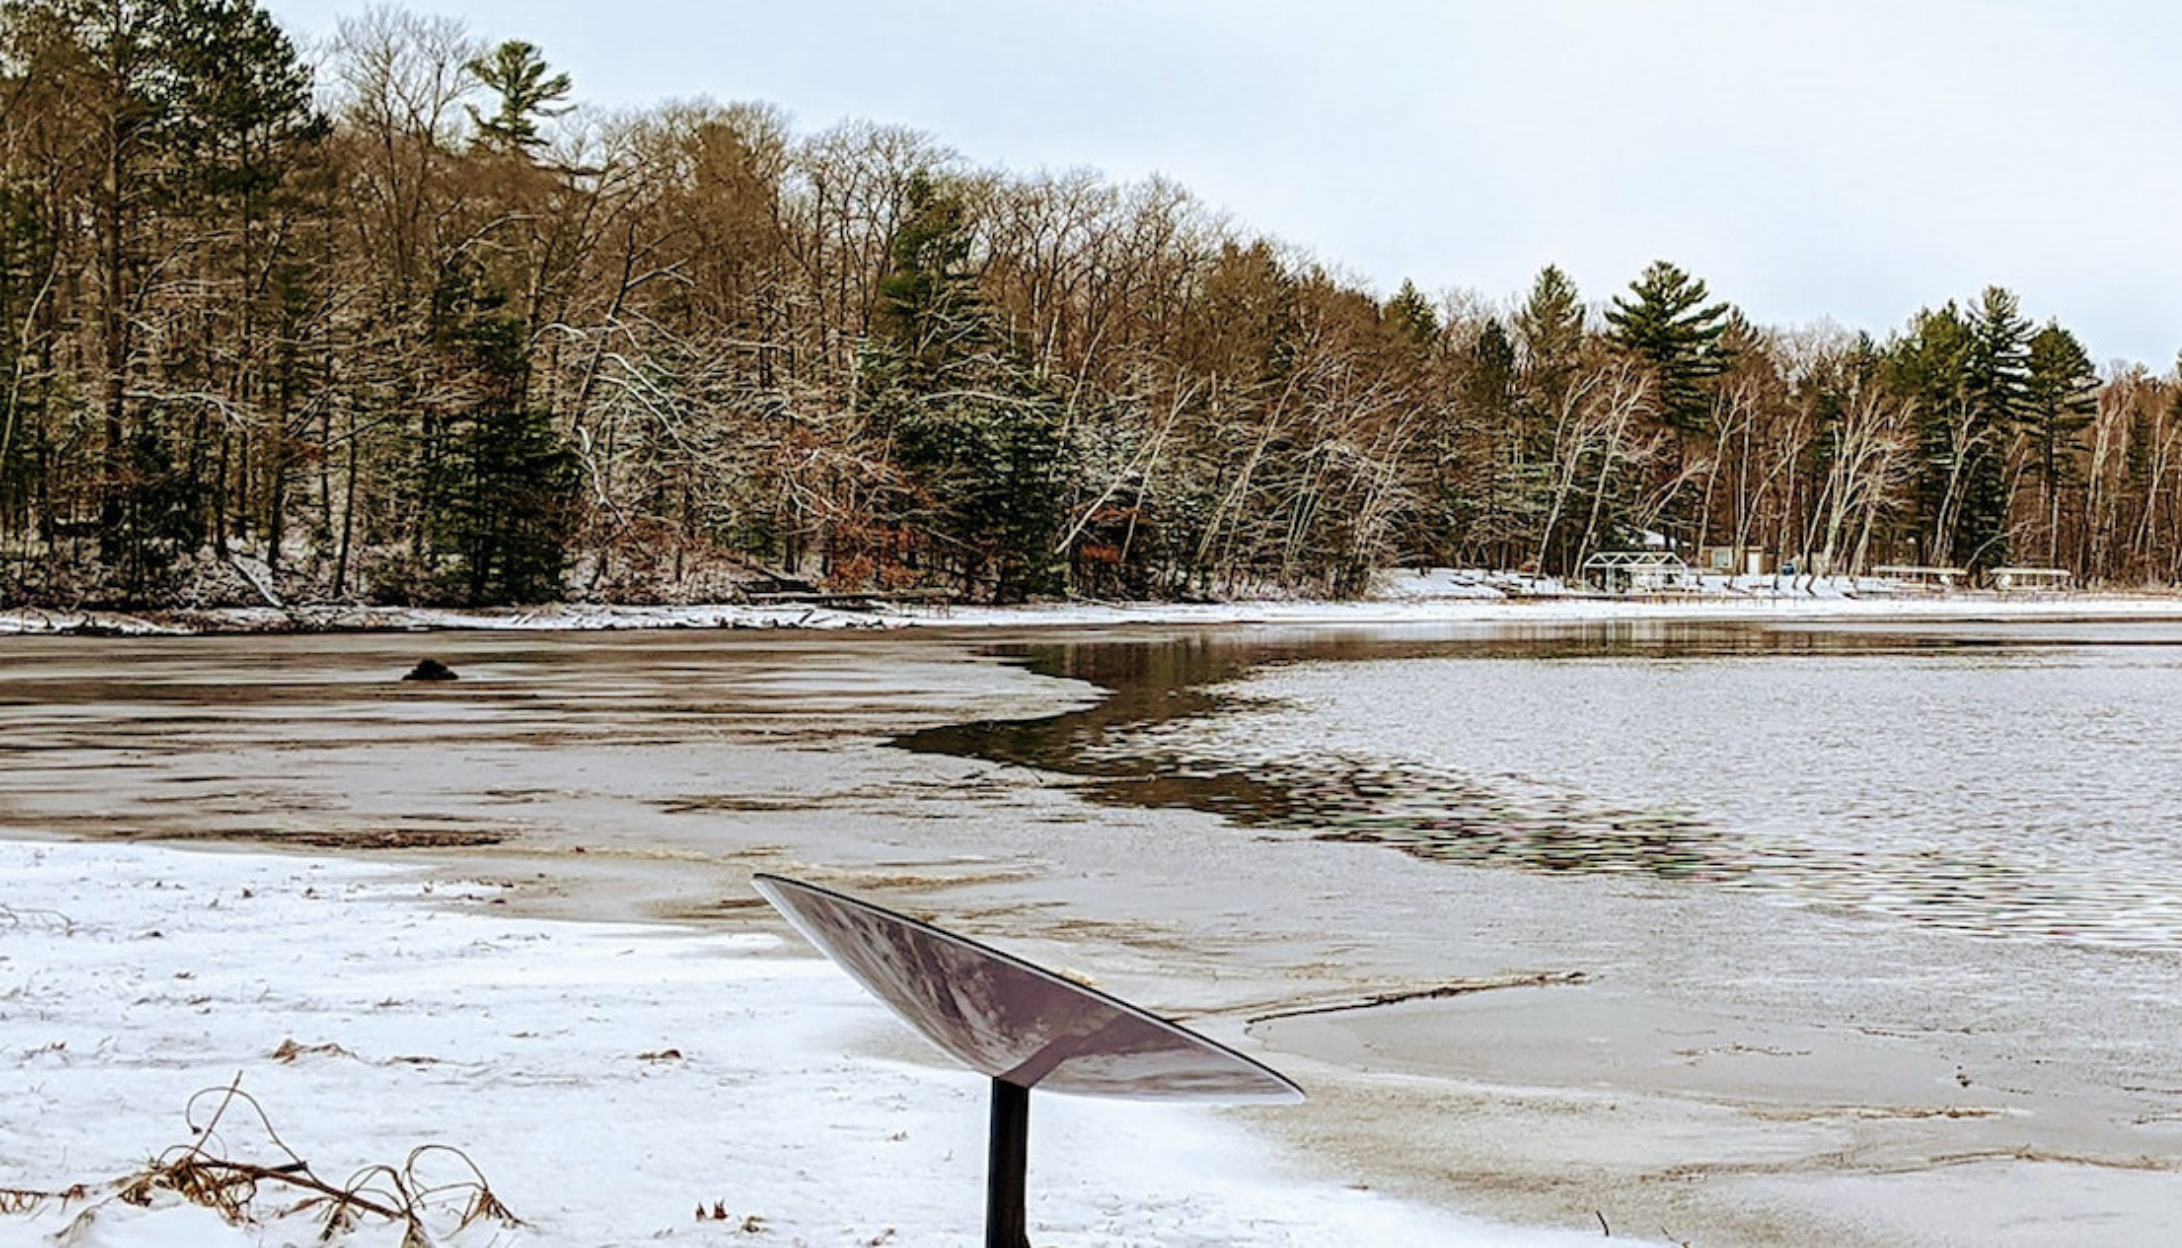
[7,583,2182,638]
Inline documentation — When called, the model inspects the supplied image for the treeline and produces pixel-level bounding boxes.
[4,1,2181,608]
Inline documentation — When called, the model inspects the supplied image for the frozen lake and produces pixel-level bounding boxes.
[6,618,2181,1245]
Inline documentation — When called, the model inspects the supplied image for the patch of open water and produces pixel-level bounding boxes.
[906,619,2182,951]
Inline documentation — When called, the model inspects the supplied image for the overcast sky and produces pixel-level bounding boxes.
[261,0,2182,369]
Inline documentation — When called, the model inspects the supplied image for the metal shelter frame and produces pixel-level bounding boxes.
[1580,549,1692,592]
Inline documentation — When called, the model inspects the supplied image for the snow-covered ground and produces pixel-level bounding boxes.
[0,840,1630,1248]
[0,602,891,637]
[4,568,2179,637]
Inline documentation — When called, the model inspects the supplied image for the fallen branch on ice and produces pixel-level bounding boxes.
[1241,970,1589,1024]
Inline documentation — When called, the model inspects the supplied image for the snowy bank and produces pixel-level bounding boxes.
[0,840,1627,1248]
[6,569,2181,638]
[0,602,889,638]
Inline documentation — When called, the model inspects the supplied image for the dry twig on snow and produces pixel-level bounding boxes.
[0,903,76,934]
[0,1076,522,1244]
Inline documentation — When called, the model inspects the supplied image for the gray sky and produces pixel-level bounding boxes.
[263,0,2182,369]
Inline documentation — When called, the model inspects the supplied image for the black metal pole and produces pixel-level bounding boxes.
[986,1078,1031,1248]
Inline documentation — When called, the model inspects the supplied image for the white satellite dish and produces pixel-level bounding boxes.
[753,874,1302,1248]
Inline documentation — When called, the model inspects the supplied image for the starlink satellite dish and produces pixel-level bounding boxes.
[752,874,1303,1248]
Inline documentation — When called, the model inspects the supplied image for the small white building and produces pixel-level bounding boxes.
[1697,544,1776,576]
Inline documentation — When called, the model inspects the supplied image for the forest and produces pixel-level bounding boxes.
[4,0,2180,608]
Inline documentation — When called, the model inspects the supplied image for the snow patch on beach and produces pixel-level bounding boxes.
[0,841,1621,1247]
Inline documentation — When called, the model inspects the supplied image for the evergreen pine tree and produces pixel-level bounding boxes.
[1455,317,1525,566]
[1888,289,2037,571]
[2024,321,2098,565]
[155,0,325,208]
[1605,260,1732,437]
[1512,264,1584,416]
[1965,286,2033,427]
[423,265,577,605]
[1890,302,1976,566]
[864,172,1064,602]
[1466,318,1518,420]
[465,39,572,152]
[1382,279,1439,347]
[1956,286,2033,569]
[1502,266,1590,567]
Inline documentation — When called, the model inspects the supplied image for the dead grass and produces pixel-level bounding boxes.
[2,1077,521,1245]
